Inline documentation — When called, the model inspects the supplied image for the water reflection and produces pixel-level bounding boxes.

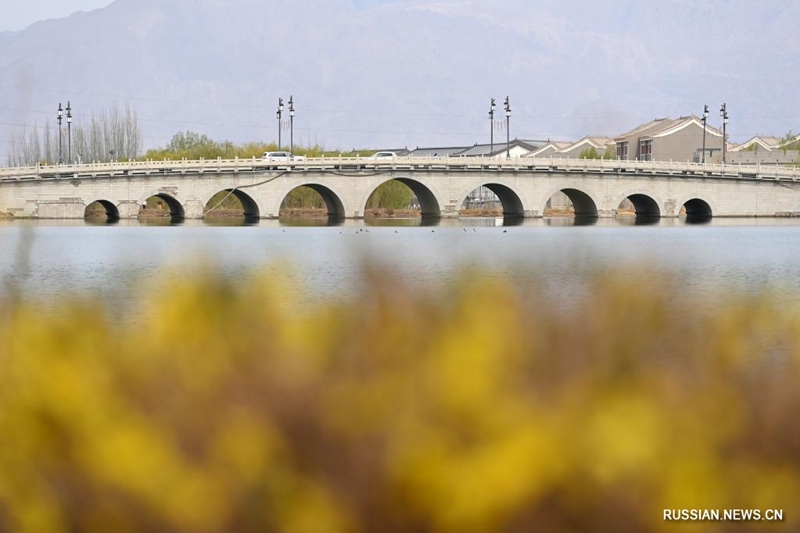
[138,217,184,226]
[203,217,261,227]
[279,216,345,227]
[635,216,662,226]
[4,216,799,231]
[459,217,506,227]
[3,217,800,317]
[364,217,425,227]
[84,217,120,226]
[683,215,713,225]
[614,216,661,226]
[360,216,525,228]
[502,216,526,227]
[544,216,598,227]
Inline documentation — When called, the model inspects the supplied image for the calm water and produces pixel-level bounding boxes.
[2,217,800,315]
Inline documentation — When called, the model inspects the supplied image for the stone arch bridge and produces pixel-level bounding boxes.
[1,156,800,220]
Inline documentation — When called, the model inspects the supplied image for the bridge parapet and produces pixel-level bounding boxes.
[1,156,799,182]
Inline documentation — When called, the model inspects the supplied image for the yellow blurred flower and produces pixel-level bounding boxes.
[0,266,798,532]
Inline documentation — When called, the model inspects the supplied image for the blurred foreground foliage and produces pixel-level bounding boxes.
[1,268,800,532]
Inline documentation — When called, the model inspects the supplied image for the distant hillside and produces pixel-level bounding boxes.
[1,0,799,161]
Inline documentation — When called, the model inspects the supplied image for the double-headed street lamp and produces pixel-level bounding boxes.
[276,96,295,153]
[57,102,73,163]
[66,102,73,164]
[489,98,496,154]
[276,97,284,150]
[720,103,729,164]
[289,95,295,155]
[701,104,709,163]
[57,103,63,164]
[504,96,511,158]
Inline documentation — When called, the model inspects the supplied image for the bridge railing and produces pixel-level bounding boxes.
[1,155,798,182]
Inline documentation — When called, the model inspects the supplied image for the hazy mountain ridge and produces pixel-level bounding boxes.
[1,0,798,160]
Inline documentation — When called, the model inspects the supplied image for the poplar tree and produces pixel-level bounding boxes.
[7,104,143,166]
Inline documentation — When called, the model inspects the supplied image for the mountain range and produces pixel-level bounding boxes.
[1,0,799,160]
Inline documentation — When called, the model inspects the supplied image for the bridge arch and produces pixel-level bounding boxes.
[202,188,261,220]
[359,176,444,218]
[458,181,526,217]
[274,181,348,220]
[612,191,665,218]
[541,187,601,217]
[138,191,185,219]
[675,194,716,219]
[83,198,120,220]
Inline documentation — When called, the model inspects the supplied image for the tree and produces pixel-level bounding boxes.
[145,132,270,160]
[742,142,760,152]
[780,130,800,151]
[579,146,615,160]
[579,146,601,159]
[7,104,142,166]
[367,181,414,210]
[281,187,325,210]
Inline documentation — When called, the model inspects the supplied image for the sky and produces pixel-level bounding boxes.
[0,0,396,31]
[1,0,797,155]
[1,0,115,31]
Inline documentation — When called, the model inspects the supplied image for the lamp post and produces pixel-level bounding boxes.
[489,98,496,154]
[702,104,708,164]
[504,96,511,158]
[57,103,63,164]
[66,101,72,164]
[289,95,294,155]
[277,97,284,150]
[720,103,728,164]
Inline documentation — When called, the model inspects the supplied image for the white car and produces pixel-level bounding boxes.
[370,151,397,159]
[262,151,292,161]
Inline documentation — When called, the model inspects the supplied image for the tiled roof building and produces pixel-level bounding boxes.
[613,116,724,162]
